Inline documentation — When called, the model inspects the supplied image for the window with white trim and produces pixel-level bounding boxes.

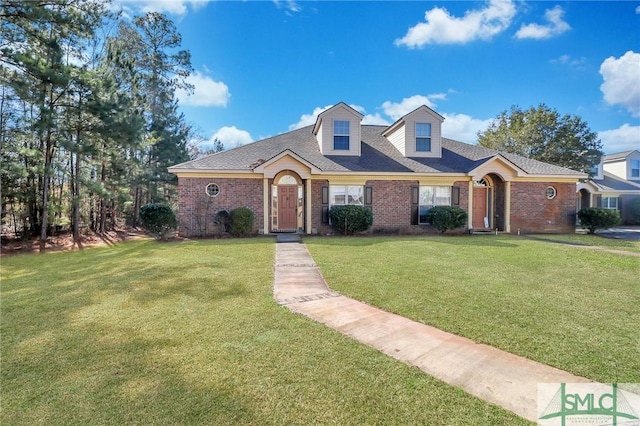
[330,185,363,206]
[416,123,431,152]
[419,186,451,224]
[546,186,557,200]
[631,159,640,178]
[333,120,350,150]
[602,197,618,210]
[205,183,220,197]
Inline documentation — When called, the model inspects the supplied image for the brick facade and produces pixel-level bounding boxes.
[311,179,470,235]
[177,177,264,237]
[510,181,576,233]
[177,176,577,236]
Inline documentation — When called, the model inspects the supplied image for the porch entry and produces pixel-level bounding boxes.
[472,178,491,229]
[277,186,298,231]
[271,171,304,233]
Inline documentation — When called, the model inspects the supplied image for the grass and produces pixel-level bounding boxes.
[304,235,640,383]
[1,238,527,425]
[526,232,640,253]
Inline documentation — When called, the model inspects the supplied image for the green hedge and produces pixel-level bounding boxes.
[577,207,620,234]
[229,207,254,237]
[329,205,373,235]
[425,206,468,233]
[139,203,177,240]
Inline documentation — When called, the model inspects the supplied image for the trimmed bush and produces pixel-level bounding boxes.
[214,210,230,233]
[425,206,468,233]
[577,207,620,234]
[329,205,373,235]
[630,197,640,225]
[229,207,254,237]
[139,203,177,240]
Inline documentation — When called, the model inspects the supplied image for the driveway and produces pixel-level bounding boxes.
[596,226,640,240]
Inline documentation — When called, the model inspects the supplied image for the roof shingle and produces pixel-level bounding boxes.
[169,125,583,177]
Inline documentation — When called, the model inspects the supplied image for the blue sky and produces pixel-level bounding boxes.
[117,0,640,154]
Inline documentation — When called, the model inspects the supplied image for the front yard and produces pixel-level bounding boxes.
[2,234,637,424]
[1,238,526,425]
[305,234,640,383]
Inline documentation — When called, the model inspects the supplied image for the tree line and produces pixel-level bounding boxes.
[0,0,212,251]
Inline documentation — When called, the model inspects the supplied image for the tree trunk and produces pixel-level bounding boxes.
[99,161,107,233]
[39,128,53,253]
[71,151,82,247]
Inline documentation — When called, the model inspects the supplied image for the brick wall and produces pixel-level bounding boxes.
[177,177,264,237]
[177,177,577,236]
[510,182,576,233]
[368,180,416,233]
[311,180,470,235]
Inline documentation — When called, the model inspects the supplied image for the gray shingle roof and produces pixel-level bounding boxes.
[603,150,638,162]
[590,172,640,191]
[169,125,583,177]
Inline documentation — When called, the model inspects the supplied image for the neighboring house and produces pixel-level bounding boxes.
[577,150,640,224]
[168,102,586,236]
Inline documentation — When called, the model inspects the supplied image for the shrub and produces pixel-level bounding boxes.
[229,207,254,237]
[139,203,177,240]
[425,206,468,233]
[577,207,621,234]
[629,197,640,225]
[214,210,230,233]
[329,205,373,235]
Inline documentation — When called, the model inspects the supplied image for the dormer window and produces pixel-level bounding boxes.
[631,159,640,178]
[333,120,350,150]
[416,123,431,152]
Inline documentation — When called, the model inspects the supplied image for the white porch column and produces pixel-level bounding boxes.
[505,181,511,233]
[305,179,312,234]
[468,180,474,229]
[263,178,269,234]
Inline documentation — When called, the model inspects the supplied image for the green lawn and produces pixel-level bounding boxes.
[305,235,640,383]
[1,239,527,425]
[527,233,640,253]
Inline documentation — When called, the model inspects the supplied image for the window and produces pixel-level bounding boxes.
[602,197,618,210]
[416,123,431,152]
[419,186,451,224]
[333,120,350,150]
[205,183,220,197]
[631,160,640,178]
[589,165,599,177]
[330,185,363,206]
[545,186,557,200]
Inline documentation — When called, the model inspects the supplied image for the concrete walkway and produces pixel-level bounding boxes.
[273,236,590,422]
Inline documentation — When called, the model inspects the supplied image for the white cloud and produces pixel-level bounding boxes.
[550,54,586,68]
[515,5,570,40]
[441,113,493,144]
[210,126,253,147]
[636,6,640,14]
[381,94,442,120]
[113,0,209,16]
[395,0,516,47]
[361,114,390,126]
[176,71,230,107]
[288,105,333,130]
[598,124,640,154]
[273,0,301,13]
[600,51,640,117]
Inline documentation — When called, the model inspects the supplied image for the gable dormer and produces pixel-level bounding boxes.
[312,102,363,156]
[603,150,640,181]
[382,105,444,158]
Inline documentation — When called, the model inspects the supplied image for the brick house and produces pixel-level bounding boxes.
[168,102,585,236]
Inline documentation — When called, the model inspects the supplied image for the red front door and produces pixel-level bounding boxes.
[473,187,489,229]
[277,185,297,231]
